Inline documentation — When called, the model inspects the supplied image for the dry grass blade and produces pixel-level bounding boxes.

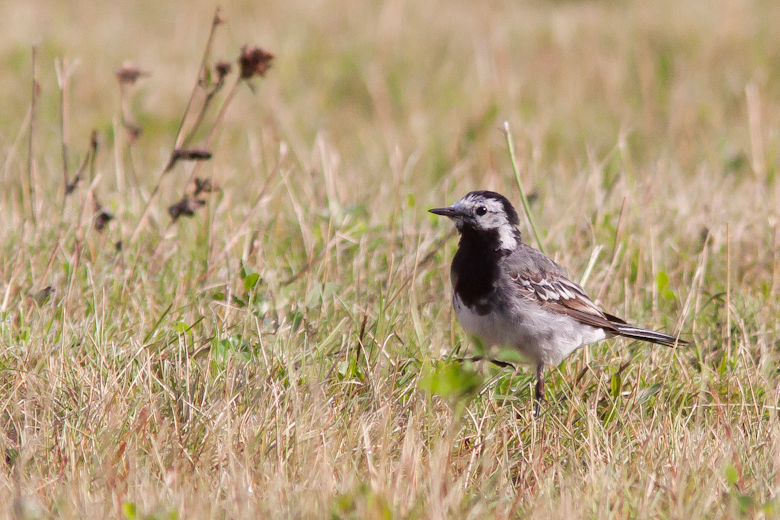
[26,44,39,224]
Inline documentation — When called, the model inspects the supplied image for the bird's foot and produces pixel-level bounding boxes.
[455,356,515,370]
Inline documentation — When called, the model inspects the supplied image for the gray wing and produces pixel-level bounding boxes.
[504,243,626,332]
[504,243,686,346]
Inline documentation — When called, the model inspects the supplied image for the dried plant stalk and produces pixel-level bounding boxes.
[27,44,39,224]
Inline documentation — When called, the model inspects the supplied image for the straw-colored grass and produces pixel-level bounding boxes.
[1,0,779,518]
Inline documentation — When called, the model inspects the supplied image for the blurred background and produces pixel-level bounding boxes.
[2,0,778,201]
[2,0,778,289]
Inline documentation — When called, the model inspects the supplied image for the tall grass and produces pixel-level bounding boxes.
[1,0,779,518]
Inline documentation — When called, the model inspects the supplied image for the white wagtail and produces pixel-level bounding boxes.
[429,190,687,416]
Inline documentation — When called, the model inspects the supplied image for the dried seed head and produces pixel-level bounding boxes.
[238,46,274,79]
[172,148,213,161]
[65,175,81,195]
[165,148,212,172]
[124,122,143,143]
[93,200,114,232]
[169,197,206,221]
[215,61,232,81]
[214,8,225,25]
[194,177,216,196]
[115,61,150,85]
[94,209,114,232]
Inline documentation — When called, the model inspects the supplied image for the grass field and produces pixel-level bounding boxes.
[2,0,780,518]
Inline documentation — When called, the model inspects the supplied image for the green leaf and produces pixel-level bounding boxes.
[239,262,258,282]
[244,273,260,292]
[332,493,356,514]
[610,372,622,398]
[213,335,252,363]
[122,502,137,520]
[737,494,754,514]
[143,303,173,343]
[419,361,481,401]
[337,358,363,381]
[655,271,675,301]
[173,321,189,334]
[637,383,661,405]
[61,261,72,281]
[367,493,392,520]
[725,464,739,486]
[290,310,304,332]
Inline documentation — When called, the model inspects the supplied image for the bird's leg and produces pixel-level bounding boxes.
[534,363,545,419]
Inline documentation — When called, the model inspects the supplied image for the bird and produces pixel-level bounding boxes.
[429,190,687,417]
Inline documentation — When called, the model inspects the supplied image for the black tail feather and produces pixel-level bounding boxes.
[613,324,688,347]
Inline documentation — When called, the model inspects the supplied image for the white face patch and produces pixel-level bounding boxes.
[450,193,518,250]
[497,225,518,250]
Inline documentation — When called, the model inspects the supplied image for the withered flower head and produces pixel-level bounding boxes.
[115,61,150,85]
[238,46,274,79]
[169,197,206,221]
[213,8,225,25]
[65,175,81,195]
[172,148,213,161]
[93,200,114,232]
[165,148,213,172]
[94,209,114,232]
[123,122,143,143]
[215,61,232,81]
[194,177,216,196]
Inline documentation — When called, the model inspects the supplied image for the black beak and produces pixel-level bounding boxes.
[428,206,464,218]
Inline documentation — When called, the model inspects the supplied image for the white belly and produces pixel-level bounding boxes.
[453,294,606,367]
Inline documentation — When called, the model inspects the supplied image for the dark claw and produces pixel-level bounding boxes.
[455,356,515,370]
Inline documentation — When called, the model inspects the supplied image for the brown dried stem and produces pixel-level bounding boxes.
[179,76,240,192]
[56,59,71,203]
[27,44,39,225]
[178,65,231,152]
[131,7,225,243]
[170,46,274,221]
[56,58,82,213]
[170,7,225,157]
[65,131,98,197]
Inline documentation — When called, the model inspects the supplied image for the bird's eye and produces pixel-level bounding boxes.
[475,206,487,216]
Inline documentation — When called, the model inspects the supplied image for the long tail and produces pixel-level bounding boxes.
[613,324,688,347]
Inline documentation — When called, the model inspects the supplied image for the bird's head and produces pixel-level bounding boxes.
[429,190,521,249]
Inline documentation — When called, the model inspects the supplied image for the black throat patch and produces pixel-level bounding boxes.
[451,226,507,316]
